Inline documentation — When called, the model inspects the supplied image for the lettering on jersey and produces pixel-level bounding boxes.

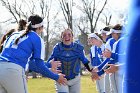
[11,36,29,49]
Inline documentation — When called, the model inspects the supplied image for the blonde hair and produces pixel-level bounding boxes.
[61,28,73,38]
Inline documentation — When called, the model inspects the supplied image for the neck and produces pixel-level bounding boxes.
[97,41,102,47]
[62,42,73,48]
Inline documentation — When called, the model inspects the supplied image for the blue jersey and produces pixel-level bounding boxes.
[46,42,89,80]
[110,37,126,64]
[98,38,116,71]
[0,31,59,80]
[97,38,116,76]
[90,46,103,66]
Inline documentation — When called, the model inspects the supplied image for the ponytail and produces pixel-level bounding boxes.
[0,29,15,52]
[15,23,31,44]
[15,15,43,44]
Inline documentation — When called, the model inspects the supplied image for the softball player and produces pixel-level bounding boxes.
[98,27,116,93]
[0,15,66,93]
[103,24,126,93]
[88,33,105,93]
[47,28,92,93]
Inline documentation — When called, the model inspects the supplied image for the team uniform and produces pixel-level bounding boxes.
[47,42,90,93]
[104,38,116,93]
[97,36,125,93]
[109,36,125,93]
[90,44,105,93]
[99,38,116,93]
[0,31,59,93]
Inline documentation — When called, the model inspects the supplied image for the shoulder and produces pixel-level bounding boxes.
[107,38,115,43]
[73,42,84,51]
[28,31,41,40]
[52,42,62,51]
[28,31,44,44]
[28,31,39,37]
[106,38,116,45]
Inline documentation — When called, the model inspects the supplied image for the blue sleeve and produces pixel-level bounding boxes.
[79,50,89,64]
[111,53,118,60]
[30,33,45,60]
[29,58,59,81]
[97,69,105,76]
[98,58,110,71]
[44,61,51,68]
[45,55,54,68]
[45,45,58,68]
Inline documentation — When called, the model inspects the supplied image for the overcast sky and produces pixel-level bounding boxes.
[0,0,130,35]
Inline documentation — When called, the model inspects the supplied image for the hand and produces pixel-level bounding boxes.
[104,64,119,74]
[26,75,29,82]
[102,50,112,58]
[50,59,61,70]
[93,67,99,72]
[51,69,62,74]
[57,73,67,85]
[91,71,100,81]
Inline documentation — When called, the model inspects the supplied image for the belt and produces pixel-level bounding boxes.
[67,76,76,80]
[66,74,80,80]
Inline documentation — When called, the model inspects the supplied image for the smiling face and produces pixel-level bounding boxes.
[61,29,73,45]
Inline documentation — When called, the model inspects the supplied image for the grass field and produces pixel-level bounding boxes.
[28,75,98,93]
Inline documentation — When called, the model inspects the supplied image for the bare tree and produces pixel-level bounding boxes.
[80,0,108,33]
[58,0,73,30]
[0,0,59,59]
[0,0,36,22]
[39,0,60,59]
[101,7,112,26]
[39,0,52,60]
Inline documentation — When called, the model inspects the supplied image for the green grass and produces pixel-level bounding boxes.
[28,75,98,93]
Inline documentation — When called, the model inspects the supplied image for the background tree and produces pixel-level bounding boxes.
[78,0,108,33]
[0,0,36,22]
[58,0,73,30]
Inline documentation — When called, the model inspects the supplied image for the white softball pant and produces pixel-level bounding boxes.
[104,73,113,93]
[55,74,80,93]
[96,77,105,93]
[0,62,27,93]
[109,71,124,93]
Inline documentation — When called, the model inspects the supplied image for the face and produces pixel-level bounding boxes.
[87,37,98,45]
[36,26,44,35]
[61,29,73,45]
[87,37,92,45]
[101,33,108,42]
[111,33,120,40]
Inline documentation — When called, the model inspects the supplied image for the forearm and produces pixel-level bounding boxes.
[98,58,110,71]
[97,69,105,76]
[84,62,92,72]
[29,58,59,80]
[45,55,55,68]
[111,53,118,60]
[45,62,51,68]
